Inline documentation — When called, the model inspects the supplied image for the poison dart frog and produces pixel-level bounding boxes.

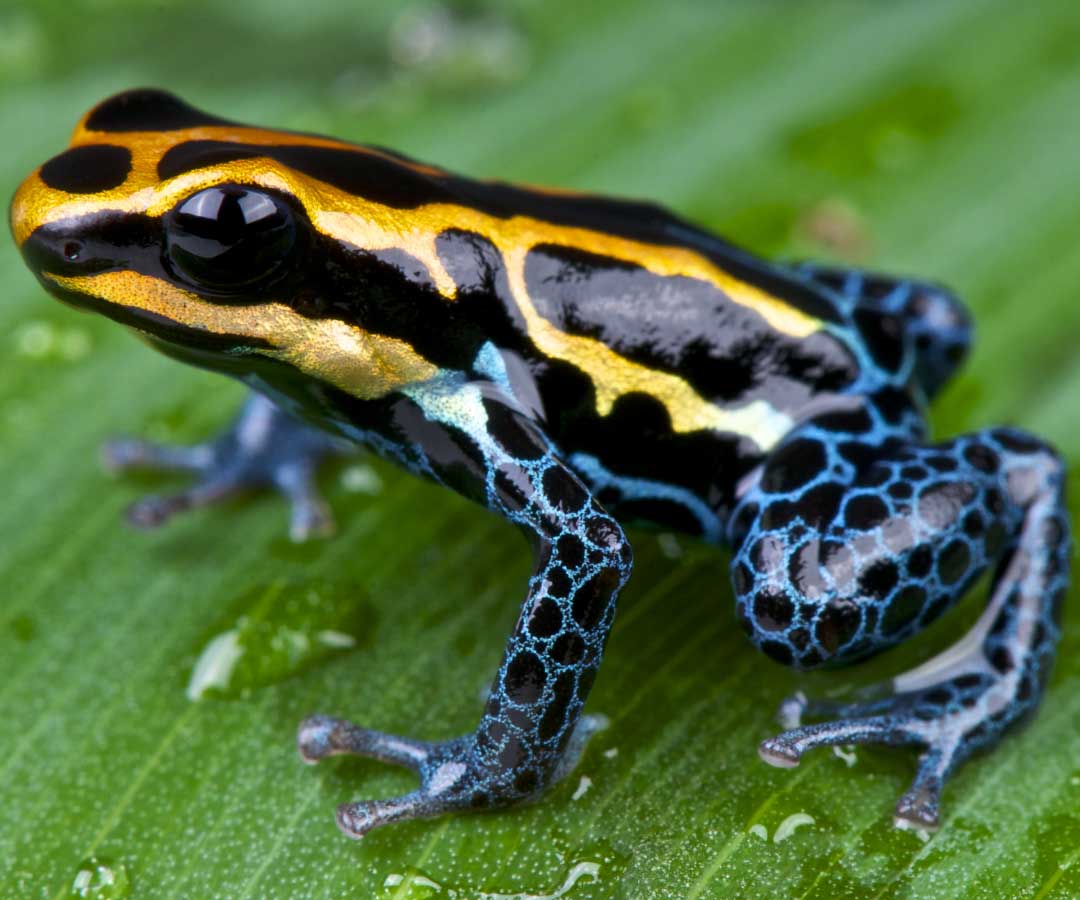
[11,89,1071,838]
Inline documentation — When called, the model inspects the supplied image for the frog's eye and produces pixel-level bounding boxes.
[163,186,295,293]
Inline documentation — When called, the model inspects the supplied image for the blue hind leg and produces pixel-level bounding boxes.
[729,405,1070,829]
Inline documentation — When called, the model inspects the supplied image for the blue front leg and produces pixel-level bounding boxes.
[730,401,1070,829]
[298,379,632,837]
[104,391,348,540]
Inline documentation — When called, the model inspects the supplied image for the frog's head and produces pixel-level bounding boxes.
[11,88,440,400]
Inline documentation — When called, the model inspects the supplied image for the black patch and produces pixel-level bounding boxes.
[753,589,793,631]
[549,632,585,667]
[556,533,585,569]
[523,243,856,411]
[39,145,131,194]
[85,89,231,133]
[854,307,904,372]
[814,406,873,435]
[882,586,925,635]
[814,597,861,655]
[571,569,617,631]
[938,539,971,585]
[963,443,999,474]
[794,481,845,529]
[907,544,933,578]
[844,493,888,530]
[526,598,562,638]
[761,438,827,492]
[859,559,898,600]
[504,651,546,705]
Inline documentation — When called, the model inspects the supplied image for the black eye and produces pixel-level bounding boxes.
[163,186,295,292]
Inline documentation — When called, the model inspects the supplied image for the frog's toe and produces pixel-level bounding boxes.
[104,393,349,540]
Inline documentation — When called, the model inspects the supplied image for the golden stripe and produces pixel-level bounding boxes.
[46,271,438,400]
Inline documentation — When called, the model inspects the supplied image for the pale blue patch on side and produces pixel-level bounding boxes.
[568,452,723,543]
[472,341,512,393]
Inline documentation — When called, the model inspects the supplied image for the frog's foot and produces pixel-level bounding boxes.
[297,712,607,839]
[297,714,478,838]
[758,667,1030,831]
[103,392,349,541]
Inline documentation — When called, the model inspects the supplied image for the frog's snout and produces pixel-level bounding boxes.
[18,220,115,284]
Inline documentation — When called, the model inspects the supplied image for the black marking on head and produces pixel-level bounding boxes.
[39,145,132,194]
[85,89,231,133]
[523,243,856,412]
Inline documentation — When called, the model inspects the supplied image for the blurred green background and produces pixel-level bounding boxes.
[2,1,1079,898]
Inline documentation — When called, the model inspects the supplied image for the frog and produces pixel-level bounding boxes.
[11,88,1070,839]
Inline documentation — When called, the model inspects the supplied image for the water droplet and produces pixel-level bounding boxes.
[570,775,592,801]
[69,857,130,898]
[379,859,602,899]
[340,463,383,494]
[187,578,372,700]
[832,744,858,767]
[656,533,683,559]
[773,812,815,843]
[14,319,92,361]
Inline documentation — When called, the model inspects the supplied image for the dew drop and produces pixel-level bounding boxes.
[69,857,130,898]
[186,578,372,700]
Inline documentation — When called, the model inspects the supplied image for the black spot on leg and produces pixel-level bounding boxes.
[815,597,861,655]
[882,585,926,635]
[859,559,899,600]
[556,534,585,568]
[844,494,888,530]
[504,652,546,705]
[938,539,971,585]
[527,598,563,638]
[753,589,794,631]
[571,569,618,631]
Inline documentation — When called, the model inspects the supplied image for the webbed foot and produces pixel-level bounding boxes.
[103,392,349,541]
[759,665,1038,830]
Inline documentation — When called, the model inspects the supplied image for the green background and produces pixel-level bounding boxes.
[2,1,1079,897]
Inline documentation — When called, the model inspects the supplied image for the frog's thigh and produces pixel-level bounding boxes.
[729,404,1068,828]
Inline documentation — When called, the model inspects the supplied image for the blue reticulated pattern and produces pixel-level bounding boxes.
[732,399,1069,827]
[298,368,634,838]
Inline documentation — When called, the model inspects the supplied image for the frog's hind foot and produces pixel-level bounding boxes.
[103,392,349,541]
[759,673,1007,831]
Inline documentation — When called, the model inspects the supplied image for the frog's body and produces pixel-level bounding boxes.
[13,89,1070,837]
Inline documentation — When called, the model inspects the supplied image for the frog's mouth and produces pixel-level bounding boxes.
[37,271,264,356]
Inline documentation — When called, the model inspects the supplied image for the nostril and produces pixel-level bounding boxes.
[63,241,82,261]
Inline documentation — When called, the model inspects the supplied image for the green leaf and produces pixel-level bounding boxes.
[3,2,1080,898]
